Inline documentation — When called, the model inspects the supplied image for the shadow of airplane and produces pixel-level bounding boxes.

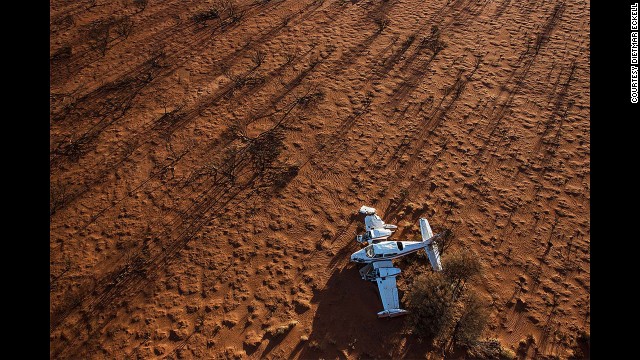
[292,263,436,359]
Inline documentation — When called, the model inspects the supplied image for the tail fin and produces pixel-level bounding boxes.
[419,218,443,272]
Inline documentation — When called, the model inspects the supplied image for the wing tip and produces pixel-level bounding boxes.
[359,205,377,215]
[377,309,409,318]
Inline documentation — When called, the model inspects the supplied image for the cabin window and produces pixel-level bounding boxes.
[397,241,404,250]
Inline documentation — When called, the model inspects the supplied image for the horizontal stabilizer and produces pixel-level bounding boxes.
[419,218,442,271]
[426,242,443,271]
[419,218,434,241]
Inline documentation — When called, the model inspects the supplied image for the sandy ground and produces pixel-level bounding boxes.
[50,0,590,358]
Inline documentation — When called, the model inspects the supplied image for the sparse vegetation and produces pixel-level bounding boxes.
[442,249,482,299]
[220,0,244,24]
[114,16,133,39]
[466,339,516,360]
[374,16,390,33]
[251,50,266,68]
[193,7,220,24]
[133,0,148,12]
[434,227,454,256]
[404,272,455,340]
[452,292,489,346]
[405,249,507,355]
[87,19,113,56]
[50,181,69,216]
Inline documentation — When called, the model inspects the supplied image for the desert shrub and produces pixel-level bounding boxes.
[87,19,113,56]
[374,16,389,33]
[50,181,69,216]
[442,249,481,290]
[422,25,447,57]
[133,0,148,12]
[251,50,266,68]
[433,227,454,255]
[404,273,455,340]
[220,0,244,23]
[453,292,489,346]
[51,46,72,62]
[193,7,220,23]
[466,338,516,360]
[405,249,495,354]
[114,16,133,39]
[248,129,285,171]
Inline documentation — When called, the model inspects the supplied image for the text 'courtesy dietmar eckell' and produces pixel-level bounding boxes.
[633,3,639,103]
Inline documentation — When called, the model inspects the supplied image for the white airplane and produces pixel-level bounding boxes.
[351,207,443,318]
[356,205,398,244]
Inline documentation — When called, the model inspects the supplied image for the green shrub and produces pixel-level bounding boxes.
[453,292,489,346]
[404,273,454,340]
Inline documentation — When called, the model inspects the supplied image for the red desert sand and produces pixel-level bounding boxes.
[50,0,590,358]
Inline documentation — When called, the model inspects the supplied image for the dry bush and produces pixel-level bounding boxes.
[251,50,266,68]
[50,181,69,216]
[453,292,489,346]
[466,339,516,359]
[422,25,447,56]
[442,248,481,298]
[404,272,455,340]
[405,249,494,353]
[87,19,113,56]
[307,340,322,352]
[133,0,148,12]
[114,16,133,39]
[296,90,325,108]
[568,330,590,359]
[434,227,454,255]
[220,0,244,23]
[374,16,390,33]
[51,46,72,63]
[248,130,285,171]
[193,7,220,23]
[284,52,296,65]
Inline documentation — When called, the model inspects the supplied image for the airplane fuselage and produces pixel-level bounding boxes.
[350,240,429,264]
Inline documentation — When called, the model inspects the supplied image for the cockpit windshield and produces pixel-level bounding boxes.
[365,245,374,258]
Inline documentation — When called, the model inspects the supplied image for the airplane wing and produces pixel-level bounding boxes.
[357,207,398,243]
[365,214,386,230]
[372,261,409,318]
[360,206,397,231]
